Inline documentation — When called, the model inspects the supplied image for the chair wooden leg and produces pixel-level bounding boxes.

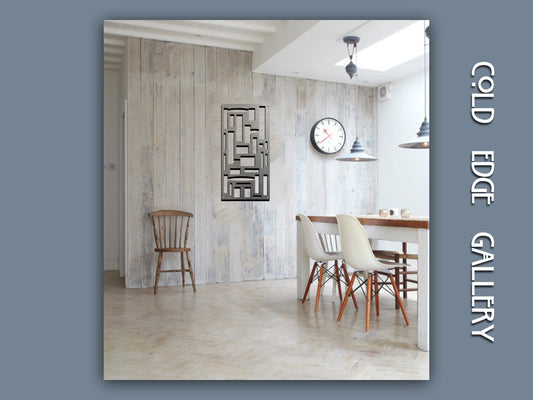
[402,242,408,299]
[180,253,185,287]
[402,266,408,299]
[314,263,325,312]
[341,263,358,310]
[374,272,380,316]
[335,261,343,302]
[366,274,372,332]
[389,273,409,326]
[302,262,318,304]
[186,250,196,292]
[154,252,162,295]
[337,272,357,322]
[394,266,400,309]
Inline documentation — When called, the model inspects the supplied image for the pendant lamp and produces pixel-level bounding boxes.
[336,137,377,162]
[337,36,377,162]
[343,36,359,79]
[399,22,430,149]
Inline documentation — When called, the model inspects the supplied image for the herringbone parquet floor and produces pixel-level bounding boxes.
[104,271,429,380]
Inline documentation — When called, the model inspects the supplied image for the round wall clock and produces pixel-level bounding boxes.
[310,117,346,154]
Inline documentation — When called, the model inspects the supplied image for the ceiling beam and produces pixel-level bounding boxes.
[104,55,122,63]
[105,20,266,44]
[104,46,124,55]
[104,63,120,70]
[189,20,278,33]
[103,25,255,51]
[103,37,126,47]
[252,20,319,71]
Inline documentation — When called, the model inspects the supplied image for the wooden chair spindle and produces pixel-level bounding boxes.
[147,210,196,294]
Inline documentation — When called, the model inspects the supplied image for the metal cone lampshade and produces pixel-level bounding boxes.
[399,118,429,149]
[337,138,377,162]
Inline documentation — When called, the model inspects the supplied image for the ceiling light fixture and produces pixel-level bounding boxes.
[338,36,377,162]
[399,21,430,149]
[343,36,359,79]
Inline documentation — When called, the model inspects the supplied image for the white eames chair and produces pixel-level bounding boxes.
[298,214,358,312]
[335,215,409,332]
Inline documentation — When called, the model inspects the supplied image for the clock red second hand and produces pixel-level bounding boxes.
[318,128,332,144]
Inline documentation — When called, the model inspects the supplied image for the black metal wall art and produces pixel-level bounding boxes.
[221,104,269,201]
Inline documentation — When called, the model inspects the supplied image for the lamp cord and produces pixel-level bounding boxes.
[355,40,358,140]
[424,21,428,121]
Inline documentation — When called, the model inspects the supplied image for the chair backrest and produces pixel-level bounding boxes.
[148,210,193,250]
[298,214,331,261]
[336,214,379,272]
[318,232,341,253]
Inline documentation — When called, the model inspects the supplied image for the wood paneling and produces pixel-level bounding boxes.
[205,46,218,284]
[126,38,140,289]
[163,42,181,287]
[193,45,207,284]
[125,38,378,288]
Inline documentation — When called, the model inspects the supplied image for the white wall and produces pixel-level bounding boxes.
[375,71,429,254]
[104,71,120,271]
[377,71,429,215]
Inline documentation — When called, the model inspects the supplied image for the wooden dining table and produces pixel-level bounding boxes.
[296,215,430,351]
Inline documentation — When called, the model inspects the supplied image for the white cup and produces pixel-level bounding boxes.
[401,208,411,218]
[378,209,389,218]
[389,208,400,217]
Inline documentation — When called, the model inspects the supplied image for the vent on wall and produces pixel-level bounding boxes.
[378,83,393,102]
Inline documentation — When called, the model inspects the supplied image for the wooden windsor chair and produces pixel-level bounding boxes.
[148,210,196,294]
[373,242,418,308]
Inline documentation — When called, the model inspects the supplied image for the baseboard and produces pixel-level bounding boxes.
[104,261,118,271]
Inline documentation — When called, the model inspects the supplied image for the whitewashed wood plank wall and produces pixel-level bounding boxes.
[126,38,377,289]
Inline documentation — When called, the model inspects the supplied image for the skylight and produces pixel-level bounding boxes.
[335,20,428,72]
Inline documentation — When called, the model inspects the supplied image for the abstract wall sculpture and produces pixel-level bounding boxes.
[221,104,270,201]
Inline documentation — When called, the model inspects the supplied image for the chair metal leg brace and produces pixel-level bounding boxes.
[337,271,410,329]
[302,261,348,306]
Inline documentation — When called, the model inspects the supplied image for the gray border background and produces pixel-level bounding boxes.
[1,0,530,399]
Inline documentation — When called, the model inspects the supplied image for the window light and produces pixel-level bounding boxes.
[335,21,426,72]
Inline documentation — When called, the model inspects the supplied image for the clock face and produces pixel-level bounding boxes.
[310,118,346,154]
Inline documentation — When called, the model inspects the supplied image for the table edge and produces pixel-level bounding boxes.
[296,215,429,229]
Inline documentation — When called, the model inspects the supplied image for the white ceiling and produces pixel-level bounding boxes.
[103,20,427,87]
